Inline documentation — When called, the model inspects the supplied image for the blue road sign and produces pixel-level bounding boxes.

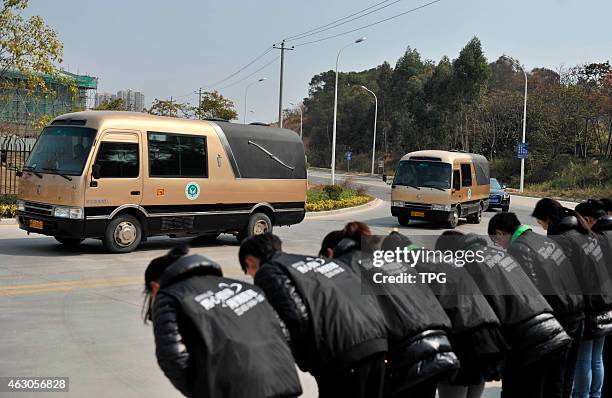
[346,151,353,161]
[517,143,528,159]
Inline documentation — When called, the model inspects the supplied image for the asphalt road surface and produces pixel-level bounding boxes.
[0,170,578,397]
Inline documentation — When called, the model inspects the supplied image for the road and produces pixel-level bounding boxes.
[0,170,577,397]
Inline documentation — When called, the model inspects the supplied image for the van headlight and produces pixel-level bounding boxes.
[392,201,404,207]
[431,204,451,211]
[16,200,25,211]
[53,206,83,219]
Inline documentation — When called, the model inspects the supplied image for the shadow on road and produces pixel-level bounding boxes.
[0,234,240,257]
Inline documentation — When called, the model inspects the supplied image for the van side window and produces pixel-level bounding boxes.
[460,163,472,187]
[95,142,139,178]
[453,170,461,190]
[148,132,207,178]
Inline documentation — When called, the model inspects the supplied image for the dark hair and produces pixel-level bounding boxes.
[341,222,372,251]
[599,198,612,212]
[381,231,412,252]
[343,222,371,240]
[488,212,521,236]
[143,245,189,323]
[575,200,606,220]
[435,230,465,251]
[238,233,282,273]
[319,230,344,257]
[532,198,591,234]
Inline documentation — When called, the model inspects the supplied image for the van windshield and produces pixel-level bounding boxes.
[25,126,97,176]
[394,160,452,189]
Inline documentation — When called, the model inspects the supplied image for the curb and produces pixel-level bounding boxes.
[305,198,383,218]
[509,193,579,207]
[0,218,17,225]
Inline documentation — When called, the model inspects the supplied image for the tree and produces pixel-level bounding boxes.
[0,0,65,92]
[146,99,191,118]
[194,91,238,121]
[93,98,125,111]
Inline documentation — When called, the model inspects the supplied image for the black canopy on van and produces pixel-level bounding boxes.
[213,122,306,180]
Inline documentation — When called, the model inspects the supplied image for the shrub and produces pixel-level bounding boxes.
[306,196,372,212]
[0,204,16,218]
[322,184,343,200]
[0,195,17,205]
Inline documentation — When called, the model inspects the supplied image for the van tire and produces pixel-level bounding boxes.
[502,204,509,212]
[397,216,410,226]
[55,237,84,247]
[467,204,482,224]
[447,207,459,229]
[238,213,272,242]
[103,214,142,253]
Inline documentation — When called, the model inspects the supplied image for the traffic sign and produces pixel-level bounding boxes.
[346,151,352,161]
[517,143,528,159]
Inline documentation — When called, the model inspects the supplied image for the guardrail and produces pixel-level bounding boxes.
[0,140,33,196]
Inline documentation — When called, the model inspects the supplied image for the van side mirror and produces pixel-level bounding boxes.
[92,164,101,180]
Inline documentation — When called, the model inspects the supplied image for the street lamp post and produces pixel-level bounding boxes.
[331,37,366,185]
[502,55,528,192]
[244,78,266,124]
[359,85,378,175]
[290,102,303,139]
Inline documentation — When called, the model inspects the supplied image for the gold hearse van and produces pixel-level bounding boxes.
[390,150,490,228]
[16,111,306,252]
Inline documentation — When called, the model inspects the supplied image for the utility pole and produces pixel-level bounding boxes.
[196,88,203,119]
[273,40,294,128]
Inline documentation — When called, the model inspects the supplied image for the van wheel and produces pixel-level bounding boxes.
[103,214,142,253]
[447,207,459,229]
[502,205,509,212]
[467,204,482,224]
[397,216,410,226]
[238,213,272,242]
[55,237,84,247]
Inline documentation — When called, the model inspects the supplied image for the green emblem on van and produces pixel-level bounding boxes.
[185,182,200,201]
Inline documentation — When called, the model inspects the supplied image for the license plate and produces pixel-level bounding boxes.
[489,197,499,203]
[29,219,43,229]
[410,211,425,217]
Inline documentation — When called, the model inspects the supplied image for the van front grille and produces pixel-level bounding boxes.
[24,201,53,216]
[402,202,433,210]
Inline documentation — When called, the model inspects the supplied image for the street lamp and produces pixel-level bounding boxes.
[244,78,266,124]
[289,102,303,139]
[502,55,528,192]
[331,37,366,185]
[359,85,378,175]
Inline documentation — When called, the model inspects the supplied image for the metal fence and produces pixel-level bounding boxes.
[0,140,33,196]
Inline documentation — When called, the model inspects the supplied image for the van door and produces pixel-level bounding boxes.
[85,131,143,214]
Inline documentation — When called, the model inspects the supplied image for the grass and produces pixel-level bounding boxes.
[522,183,612,202]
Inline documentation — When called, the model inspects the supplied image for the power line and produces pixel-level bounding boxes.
[285,0,408,43]
[218,55,280,91]
[293,0,442,47]
[283,0,395,41]
[205,47,274,89]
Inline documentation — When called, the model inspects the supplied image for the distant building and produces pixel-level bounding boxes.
[0,70,97,136]
[116,89,145,112]
[94,92,115,108]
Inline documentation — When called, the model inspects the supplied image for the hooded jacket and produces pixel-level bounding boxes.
[153,254,302,398]
[592,216,612,281]
[333,238,459,392]
[457,234,571,368]
[254,252,388,376]
[547,216,612,338]
[508,227,585,326]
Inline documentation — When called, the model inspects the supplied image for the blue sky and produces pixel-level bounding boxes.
[27,0,612,123]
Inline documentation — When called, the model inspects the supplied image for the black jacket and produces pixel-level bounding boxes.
[548,216,612,338]
[592,216,612,281]
[508,228,585,326]
[153,254,302,398]
[333,239,459,392]
[255,252,388,376]
[459,234,570,368]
